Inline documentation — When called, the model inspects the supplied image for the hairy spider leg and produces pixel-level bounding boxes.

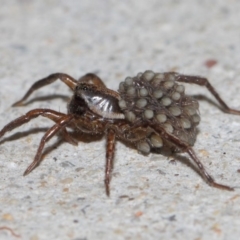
[61,128,78,146]
[105,129,116,196]
[186,148,233,191]
[152,124,234,191]
[174,73,240,115]
[23,115,74,175]
[0,109,63,138]
[0,108,76,148]
[12,73,78,106]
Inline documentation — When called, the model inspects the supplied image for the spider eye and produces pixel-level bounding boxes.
[76,85,89,91]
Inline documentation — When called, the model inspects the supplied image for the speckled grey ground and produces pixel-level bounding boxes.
[1,1,240,239]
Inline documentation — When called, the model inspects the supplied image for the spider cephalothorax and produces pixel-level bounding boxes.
[0,70,239,196]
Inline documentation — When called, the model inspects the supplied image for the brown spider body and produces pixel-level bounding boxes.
[0,70,240,196]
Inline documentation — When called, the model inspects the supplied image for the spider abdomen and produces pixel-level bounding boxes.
[118,70,200,150]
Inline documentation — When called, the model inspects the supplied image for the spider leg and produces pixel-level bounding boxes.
[0,109,76,145]
[61,128,78,146]
[105,129,116,196]
[12,73,78,107]
[186,148,233,191]
[23,115,74,175]
[174,73,240,115]
[152,125,234,191]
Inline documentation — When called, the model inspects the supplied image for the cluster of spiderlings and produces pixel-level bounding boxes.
[118,70,200,153]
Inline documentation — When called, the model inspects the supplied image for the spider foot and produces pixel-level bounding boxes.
[12,100,25,107]
[209,181,234,191]
[104,179,110,197]
[23,162,38,176]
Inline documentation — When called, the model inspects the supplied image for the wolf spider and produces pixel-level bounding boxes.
[0,70,239,196]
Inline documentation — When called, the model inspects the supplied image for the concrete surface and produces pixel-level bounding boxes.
[1,0,240,239]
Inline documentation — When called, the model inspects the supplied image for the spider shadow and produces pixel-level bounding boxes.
[28,131,104,171]
[151,147,210,185]
[118,137,204,181]
[0,127,49,145]
[15,94,70,106]
[0,126,104,172]
[193,94,224,111]
[0,126,210,185]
